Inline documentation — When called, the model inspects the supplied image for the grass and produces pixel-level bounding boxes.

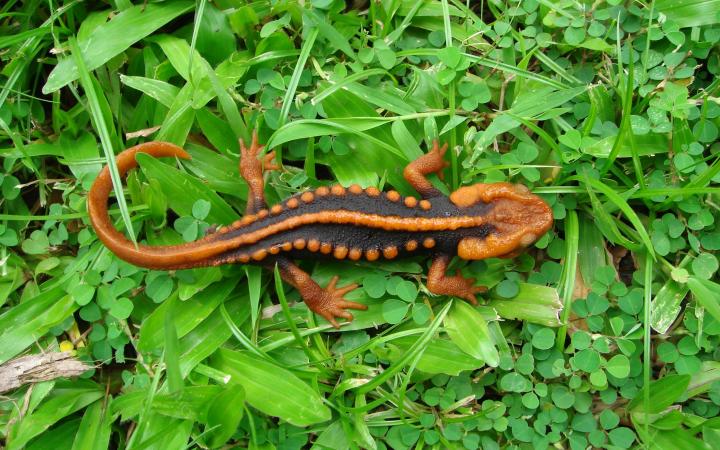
[2,0,720,449]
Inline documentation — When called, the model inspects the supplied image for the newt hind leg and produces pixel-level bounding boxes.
[239,130,279,214]
[427,255,486,305]
[277,258,366,328]
[403,139,449,199]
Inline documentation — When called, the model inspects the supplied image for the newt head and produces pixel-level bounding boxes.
[450,182,554,260]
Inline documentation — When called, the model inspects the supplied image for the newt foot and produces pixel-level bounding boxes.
[239,131,278,175]
[317,276,366,328]
[428,267,487,306]
[428,139,450,181]
[240,130,264,158]
[447,271,487,305]
[262,150,279,171]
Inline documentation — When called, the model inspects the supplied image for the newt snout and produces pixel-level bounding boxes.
[452,182,553,260]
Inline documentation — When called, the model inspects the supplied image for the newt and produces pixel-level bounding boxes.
[88,133,553,327]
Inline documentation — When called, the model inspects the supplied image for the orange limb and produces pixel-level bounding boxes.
[403,139,449,198]
[427,255,486,305]
[277,259,366,328]
[239,130,278,214]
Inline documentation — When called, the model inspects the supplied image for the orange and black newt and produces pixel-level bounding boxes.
[88,133,553,327]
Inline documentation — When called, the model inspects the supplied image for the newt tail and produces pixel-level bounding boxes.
[87,141,206,269]
[88,135,553,327]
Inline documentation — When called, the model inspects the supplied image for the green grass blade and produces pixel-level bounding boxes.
[71,399,112,450]
[70,37,135,244]
[533,50,583,85]
[642,253,653,436]
[445,300,499,367]
[220,303,270,361]
[357,301,452,394]
[556,209,578,349]
[119,75,179,108]
[0,0,79,110]
[43,1,194,94]
[178,298,250,377]
[211,348,332,426]
[7,382,103,450]
[244,266,262,331]
[164,295,183,393]
[187,0,206,89]
[394,48,569,89]
[688,277,720,324]
[0,288,78,363]
[0,26,49,50]
[655,0,720,27]
[278,27,318,128]
[273,265,315,363]
[576,175,656,259]
[312,68,392,105]
[440,0,453,46]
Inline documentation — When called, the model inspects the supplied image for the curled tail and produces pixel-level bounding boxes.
[87,142,217,269]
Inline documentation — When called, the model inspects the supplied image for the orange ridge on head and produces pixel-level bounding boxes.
[452,182,554,260]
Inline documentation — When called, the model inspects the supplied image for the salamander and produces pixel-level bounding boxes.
[88,133,554,327]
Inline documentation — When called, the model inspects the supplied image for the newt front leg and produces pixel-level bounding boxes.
[239,130,278,214]
[427,254,486,305]
[403,139,449,198]
[207,132,278,235]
